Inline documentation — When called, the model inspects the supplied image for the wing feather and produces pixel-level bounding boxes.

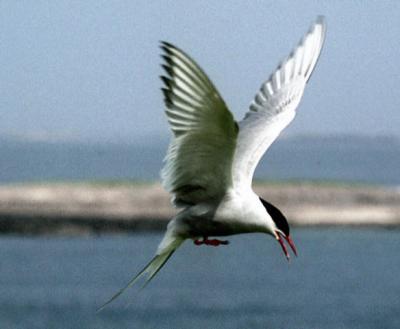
[160,42,238,206]
[232,17,326,191]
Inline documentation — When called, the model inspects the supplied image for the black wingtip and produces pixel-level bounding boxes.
[159,42,170,56]
[159,41,178,55]
[160,75,172,88]
[161,87,170,100]
[160,41,175,49]
[159,41,167,50]
[161,54,173,66]
[161,64,173,77]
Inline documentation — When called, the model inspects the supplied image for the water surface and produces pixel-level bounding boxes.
[1,136,399,185]
[0,229,399,328]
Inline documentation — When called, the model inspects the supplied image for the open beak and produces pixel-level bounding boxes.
[276,232,297,261]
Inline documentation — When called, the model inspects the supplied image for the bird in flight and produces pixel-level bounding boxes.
[99,16,326,310]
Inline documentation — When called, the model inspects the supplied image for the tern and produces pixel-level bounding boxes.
[100,16,326,309]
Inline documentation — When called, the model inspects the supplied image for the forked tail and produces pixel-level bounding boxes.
[97,233,184,312]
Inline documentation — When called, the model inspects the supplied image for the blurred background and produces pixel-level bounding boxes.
[0,1,399,329]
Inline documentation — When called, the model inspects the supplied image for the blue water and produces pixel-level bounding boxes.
[1,229,399,328]
[0,135,399,185]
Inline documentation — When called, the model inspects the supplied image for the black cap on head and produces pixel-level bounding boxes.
[259,197,290,236]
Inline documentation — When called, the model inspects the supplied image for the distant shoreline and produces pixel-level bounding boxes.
[0,181,399,235]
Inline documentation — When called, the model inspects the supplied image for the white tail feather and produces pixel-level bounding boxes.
[97,230,184,312]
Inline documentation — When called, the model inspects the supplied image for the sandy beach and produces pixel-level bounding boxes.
[0,182,399,235]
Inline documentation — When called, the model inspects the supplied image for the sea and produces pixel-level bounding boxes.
[0,135,399,186]
[0,135,399,328]
[0,230,399,329]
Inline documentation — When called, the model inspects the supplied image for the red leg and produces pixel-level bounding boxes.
[193,237,229,246]
[194,239,204,245]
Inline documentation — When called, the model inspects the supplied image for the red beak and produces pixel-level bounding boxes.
[276,232,297,261]
[285,235,297,257]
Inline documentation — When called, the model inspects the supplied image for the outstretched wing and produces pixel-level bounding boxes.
[232,17,326,191]
[160,42,238,206]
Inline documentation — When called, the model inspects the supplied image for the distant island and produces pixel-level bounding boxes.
[0,181,399,235]
[1,133,399,235]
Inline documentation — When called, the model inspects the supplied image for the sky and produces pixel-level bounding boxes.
[1,1,400,143]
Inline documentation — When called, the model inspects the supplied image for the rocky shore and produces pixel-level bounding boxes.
[0,182,399,235]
